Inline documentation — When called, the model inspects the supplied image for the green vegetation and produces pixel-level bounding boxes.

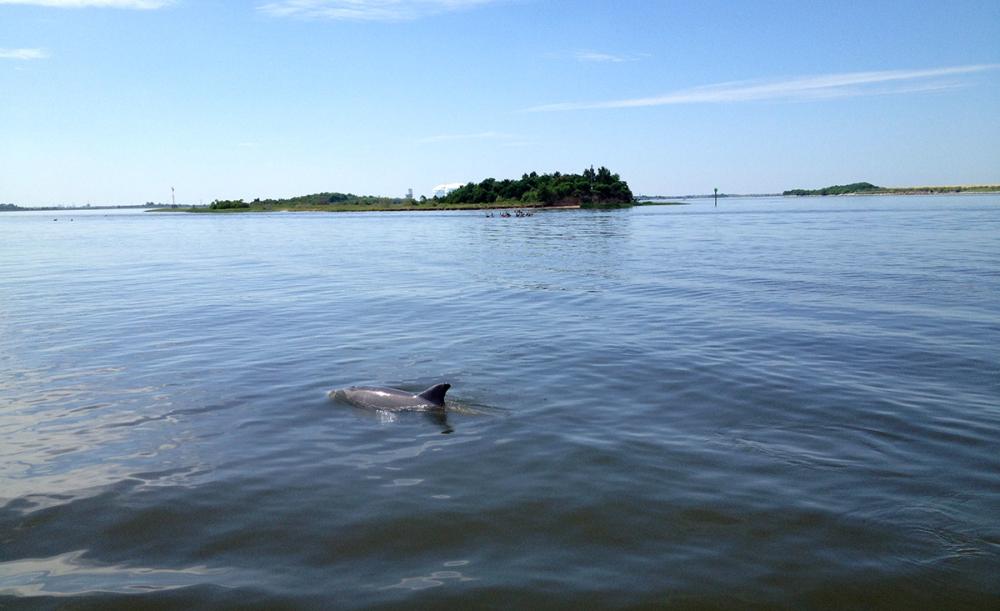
[784,182,881,196]
[869,184,1000,195]
[210,200,251,210]
[243,192,408,207]
[783,182,1000,196]
[438,167,633,207]
[208,192,408,210]
[155,195,537,213]
[154,192,421,213]
[155,168,635,213]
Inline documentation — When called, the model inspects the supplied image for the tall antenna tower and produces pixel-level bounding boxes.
[171,186,176,207]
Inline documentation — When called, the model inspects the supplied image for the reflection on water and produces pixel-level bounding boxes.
[380,563,478,591]
[338,403,455,434]
[1,199,999,608]
[0,550,230,596]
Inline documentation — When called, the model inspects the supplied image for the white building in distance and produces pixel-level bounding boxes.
[432,182,465,198]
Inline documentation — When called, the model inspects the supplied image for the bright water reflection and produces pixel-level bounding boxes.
[0,550,233,597]
[1,197,999,608]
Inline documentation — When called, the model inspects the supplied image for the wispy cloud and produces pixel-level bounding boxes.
[526,64,1000,112]
[0,0,172,7]
[258,0,498,21]
[417,131,515,144]
[572,50,648,63]
[0,47,48,59]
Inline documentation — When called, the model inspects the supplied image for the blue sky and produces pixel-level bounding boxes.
[1,0,998,205]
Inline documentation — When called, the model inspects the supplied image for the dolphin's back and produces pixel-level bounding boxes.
[330,384,449,412]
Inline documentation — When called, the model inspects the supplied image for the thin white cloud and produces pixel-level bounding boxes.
[572,50,648,63]
[417,130,515,144]
[0,48,48,59]
[258,0,498,21]
[527,64,1000,111]
[0,0,172,7]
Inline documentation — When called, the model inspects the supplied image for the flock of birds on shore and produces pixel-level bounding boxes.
[485,210,534,218]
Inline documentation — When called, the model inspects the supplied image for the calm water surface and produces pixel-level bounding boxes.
[1,196,999,609]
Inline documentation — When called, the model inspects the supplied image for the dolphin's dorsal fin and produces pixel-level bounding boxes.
[417,383,450,406]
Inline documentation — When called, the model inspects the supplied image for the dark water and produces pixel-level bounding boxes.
[2,196,998,609]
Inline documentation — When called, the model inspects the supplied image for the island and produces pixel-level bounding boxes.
[784,182,1000,196]
[437,166,633,207]
[154,167,637,213]
[784,182,881,196]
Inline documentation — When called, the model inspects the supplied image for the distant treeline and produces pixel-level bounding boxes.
[783,182,881,196]
[209,192,409,210]
[439,167,633,206]
[782,182,1000,196]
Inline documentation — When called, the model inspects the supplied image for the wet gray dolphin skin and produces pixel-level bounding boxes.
[329,383,451,412]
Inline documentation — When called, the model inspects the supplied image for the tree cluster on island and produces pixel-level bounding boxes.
[208,193,410,210]
[438,166,634,206]
[783,182,881,196]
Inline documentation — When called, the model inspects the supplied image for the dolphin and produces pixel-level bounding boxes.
[329,383,451,412]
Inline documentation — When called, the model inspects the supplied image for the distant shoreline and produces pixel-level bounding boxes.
[0,204,158,212]
[148,201,691,214]
[640,184,1000,200]
[150,201,586,213]
[783,183,1000,197]
[4,185,997,212]
[0,200,688,213]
